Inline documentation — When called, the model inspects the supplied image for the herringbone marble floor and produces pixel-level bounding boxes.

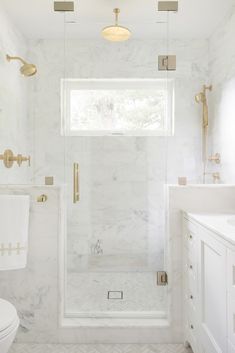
[10,344,193,353]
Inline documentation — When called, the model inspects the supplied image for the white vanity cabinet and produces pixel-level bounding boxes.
[183,214,235,353]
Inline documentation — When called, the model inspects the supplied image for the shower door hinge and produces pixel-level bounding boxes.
[157,271,168,286]
[158,1,178,12]
[158,55,176,71]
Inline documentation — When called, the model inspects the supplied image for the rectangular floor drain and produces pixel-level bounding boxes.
[107,291,123,300]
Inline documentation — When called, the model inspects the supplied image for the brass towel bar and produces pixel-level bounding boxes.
[73,163,79,203]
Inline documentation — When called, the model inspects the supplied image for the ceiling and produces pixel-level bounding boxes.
[1,0,235,40]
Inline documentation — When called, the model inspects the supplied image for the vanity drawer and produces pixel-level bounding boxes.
[185,314,199,353]
[185,282,197,308]
[228,295,235,346]
[184,219,199,237]
[228,250,235,296]
[184,229,197,250]
[184,254,197,279]
[228,341,235,353]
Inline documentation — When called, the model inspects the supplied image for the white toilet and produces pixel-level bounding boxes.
[0,298,19,353]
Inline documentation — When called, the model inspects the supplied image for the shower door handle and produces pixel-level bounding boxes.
[73,163,79,203]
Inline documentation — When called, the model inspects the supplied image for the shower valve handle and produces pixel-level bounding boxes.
[16,154,31,167]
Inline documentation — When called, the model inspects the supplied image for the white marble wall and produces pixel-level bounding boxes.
[0,186,61,343]
[209,6,235,183]
[0,8,32,184]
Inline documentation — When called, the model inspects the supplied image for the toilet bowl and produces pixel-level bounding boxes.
[0,299,19,353]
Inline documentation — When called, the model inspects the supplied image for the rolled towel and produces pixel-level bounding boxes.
[0,195,30,270]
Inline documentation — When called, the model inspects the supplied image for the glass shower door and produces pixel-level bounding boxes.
[64,136,168,318]
[62,5,172,320]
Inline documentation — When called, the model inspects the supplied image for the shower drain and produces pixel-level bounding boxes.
[107,291,123,300]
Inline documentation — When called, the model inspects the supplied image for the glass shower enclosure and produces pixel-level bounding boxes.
[60,8,173,321]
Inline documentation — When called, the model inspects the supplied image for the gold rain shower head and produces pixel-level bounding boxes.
[6,54,37,77]
[102,8,131,42]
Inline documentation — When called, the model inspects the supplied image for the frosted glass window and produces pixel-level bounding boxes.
[61,79,174,136]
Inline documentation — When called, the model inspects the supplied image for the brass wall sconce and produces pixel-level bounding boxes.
[0,149,31,168]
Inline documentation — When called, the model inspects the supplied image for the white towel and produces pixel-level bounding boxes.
[0,195,30,270]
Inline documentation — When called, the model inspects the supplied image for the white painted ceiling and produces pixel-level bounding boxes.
[1,0,235,40]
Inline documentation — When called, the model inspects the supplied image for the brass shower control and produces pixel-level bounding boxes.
[208,153,221,164]
[0,149,31,168]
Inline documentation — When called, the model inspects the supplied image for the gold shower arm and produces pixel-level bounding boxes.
[6,54,27,65]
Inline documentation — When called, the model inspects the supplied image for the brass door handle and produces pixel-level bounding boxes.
[73,163,79,203]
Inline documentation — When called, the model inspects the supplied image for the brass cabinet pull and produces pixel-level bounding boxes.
[73,163,79,203]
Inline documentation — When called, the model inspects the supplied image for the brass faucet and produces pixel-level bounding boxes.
[208,153,221,164]
[0,149,31,168]
[204,172,220,184]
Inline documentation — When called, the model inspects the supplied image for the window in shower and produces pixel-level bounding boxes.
[61,79,174,136]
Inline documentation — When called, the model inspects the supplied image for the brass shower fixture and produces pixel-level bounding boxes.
[102,8,131,42]
[6,54,37,77]
[0,149,30,168]
[195,85,212,127]
[195,84,213,184]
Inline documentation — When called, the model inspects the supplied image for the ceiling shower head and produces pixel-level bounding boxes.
[6,54,37,77]
[102,8,131,42]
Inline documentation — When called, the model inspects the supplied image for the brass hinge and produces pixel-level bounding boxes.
[54,1,74,12]
[158,1,178,12]
[158,55,176,71]
[157,271,168,286]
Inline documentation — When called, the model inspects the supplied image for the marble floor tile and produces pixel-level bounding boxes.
[66,272,166,314]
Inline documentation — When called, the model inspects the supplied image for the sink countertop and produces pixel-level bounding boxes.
[185,212,235,246]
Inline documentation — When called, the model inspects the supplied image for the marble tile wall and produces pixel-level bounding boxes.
[0,8,32,184]
[209,5,235,183]
[0,186,61,343]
